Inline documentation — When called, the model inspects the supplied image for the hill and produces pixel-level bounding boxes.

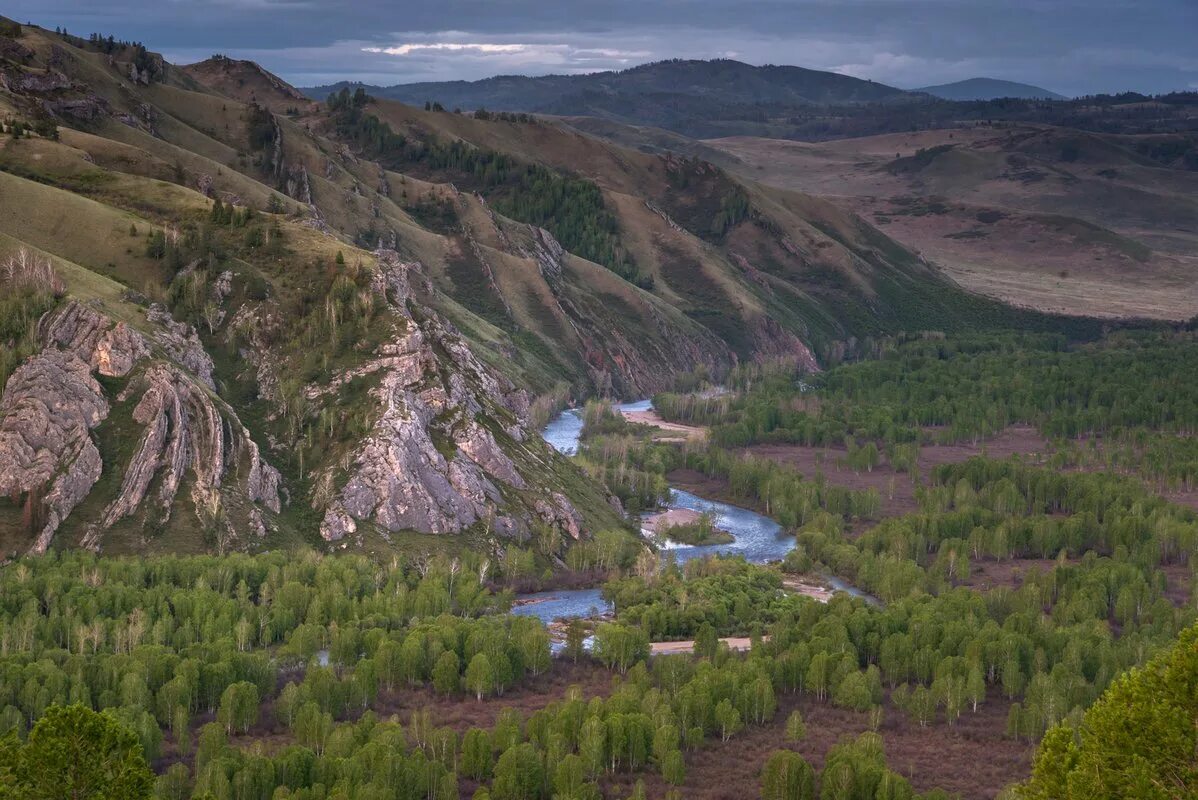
[304,58,909,110]
[706,124,1198,319]
[0,22,1100,560]
[301,58,916,138]
[915,78,1067,101]
[303,62,1198,143]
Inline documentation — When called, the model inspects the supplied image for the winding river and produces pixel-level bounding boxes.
[514,400,877,626]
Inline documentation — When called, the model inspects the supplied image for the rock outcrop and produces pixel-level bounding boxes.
[145,304,216,389]
[93,363,281,536]
[318,252,571,543]
[0,301,281,554]
[0,348,108,553]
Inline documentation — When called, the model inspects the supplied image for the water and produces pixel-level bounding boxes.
[510,589,613,624]
[542,409,584,456]
[541,400,652,456]
[527,399,879,622]
[658,488,793,564]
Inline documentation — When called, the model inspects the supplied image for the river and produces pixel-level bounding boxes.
[513,399,878,626]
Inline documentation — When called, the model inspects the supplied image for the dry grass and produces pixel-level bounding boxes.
[708,127,1198,320]
[603,687,1032,800]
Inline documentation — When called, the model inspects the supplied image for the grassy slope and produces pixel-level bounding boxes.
[0,30,629,556]
[707,126,1198,320]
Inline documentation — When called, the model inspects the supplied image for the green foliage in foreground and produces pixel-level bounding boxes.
[0,703,153,800]
[1019,620,1198,800]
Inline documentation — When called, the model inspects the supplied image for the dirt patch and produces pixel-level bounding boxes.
[782,575,835,602]
[743,426,1051,524]
[368,660,616,731]
[1164,488,1198,512]
[667,468,746,506]
[1160,563,1193,607]
[650,636,754,655]
[963,557,1071,591]
[622,407,708,440]
[602,687,1032,800]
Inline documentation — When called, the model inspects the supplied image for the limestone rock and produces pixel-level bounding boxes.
[146,304,216,389]
[40,301,149,377]
[0,349,108,553]
[317,253,549,541]
[1,299,281,553]
[535,493,585,541]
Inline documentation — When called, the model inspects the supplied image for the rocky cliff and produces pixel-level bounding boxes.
[0,300,282,555]
[317,251,591,544]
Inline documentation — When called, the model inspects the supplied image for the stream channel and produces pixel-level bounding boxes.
[513,400,877,630]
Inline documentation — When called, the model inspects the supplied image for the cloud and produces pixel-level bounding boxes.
[9,0,1197,94]
[363,43,533,57]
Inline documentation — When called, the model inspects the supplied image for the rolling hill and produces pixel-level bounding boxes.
[706,125,1198,319]
[304,58,909,112]
[915,78,1066,101]
[0,20,1097,560]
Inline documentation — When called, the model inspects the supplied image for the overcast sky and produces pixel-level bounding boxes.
[10,1,1197,96]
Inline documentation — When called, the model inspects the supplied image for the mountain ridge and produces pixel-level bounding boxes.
[0,22,1102,559]
[301,58,911,112]
[914,77,1067,101]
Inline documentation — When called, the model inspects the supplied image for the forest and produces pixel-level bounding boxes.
[325,96,651,288]
[2,328,1196,799]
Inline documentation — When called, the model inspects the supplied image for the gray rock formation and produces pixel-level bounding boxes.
[0,348,108,553]
[0,300,281,553]
[145,304,216,389]
[95,363,281,534]
[318,251,574,542]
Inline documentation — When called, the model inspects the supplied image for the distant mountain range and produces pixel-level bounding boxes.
[302,58,910,114]
[301,60,1183,142]
[914,78,1067,101]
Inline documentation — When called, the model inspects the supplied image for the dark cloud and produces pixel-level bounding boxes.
[8,1,1196,95]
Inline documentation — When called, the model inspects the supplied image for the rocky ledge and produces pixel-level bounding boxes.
[318,251,582,543]
[0,301,280,554]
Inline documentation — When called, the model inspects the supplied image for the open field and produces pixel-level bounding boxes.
[734,425,1050,520]
[708,126,1198,319]
[603,687,1032,800]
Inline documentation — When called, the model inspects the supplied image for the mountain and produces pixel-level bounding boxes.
[302,62,1198,143]
[301,59,918,138]
[304,58,909,110]
[0,21,1093,559]
[706,124,1198,320]
[915,78,1066,101]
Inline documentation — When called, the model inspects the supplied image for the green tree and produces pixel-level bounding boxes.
[432,650,460,696]
[465,653,495,701]
[785,710,807,743]
[833,671,873,712]
[217,681,259,734]
[715,699,741,742]
[661,749,685,785]
[9,704,153,800]
[462,727,493,780]
[1018,622,1198,799]
[760,750,814,800]
[492,742,544,800]
[593,623,649,674]
[554,753,588,797]
[564,619,587,663]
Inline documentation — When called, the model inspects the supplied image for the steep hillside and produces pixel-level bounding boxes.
[0,21,1096,559]
[708,125,1198,319]
[0,22,624,559]
[915,78,1066,101]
